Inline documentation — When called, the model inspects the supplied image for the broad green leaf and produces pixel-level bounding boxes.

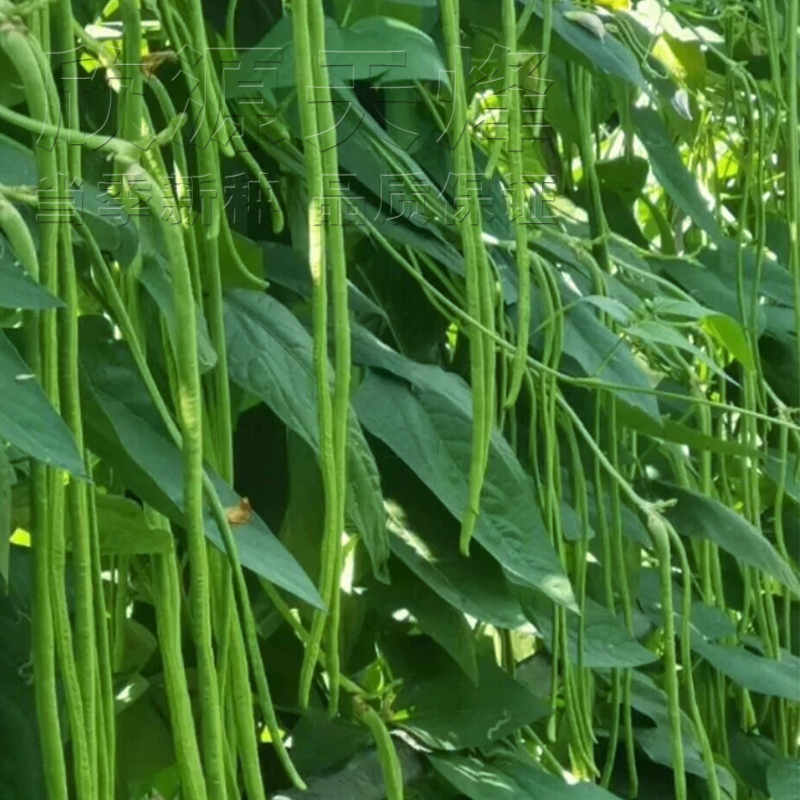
[288,708,371,779]
[430,751,621,800]
[621,404,761,459]
[0,440,12,589]
[0,133,139,267]
[12,488,172,556]
[702,313,756,371]
[652,254,766,337]
[224,289,320,449]
[372,559,479,683]
[279,432,325,587]
[767,758,800,800]
[595,155,649,204]
[561,300,661,419]
[765,451,800,505]
[355,369,576,609]
[539,1,648,90]
[656,482,800,596]
[387,501,528,629]
[347,418,389,582]
[0,559,45,800]
[389,635,549,749]
[223,290,388,579]
[625,319,728,379]
[691,636,800,702]
[138,232,218,374]
[0,331,85,476]
[344,17,449,85]
[635,726,736,798]
[637,567,737,642]
[78,316,323,608]
[602,669,736,796]
[0,232,63,310]
[521,591,657,669]
[116,690,177,799]
[631,107,723,241]
[581,295,634,326]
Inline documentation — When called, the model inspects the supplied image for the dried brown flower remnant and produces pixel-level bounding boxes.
[142,50,177,79]
[226,497,253,526]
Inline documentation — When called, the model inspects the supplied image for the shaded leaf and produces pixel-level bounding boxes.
[656,482,800,596]
[691,636,800,702]
[355,369,575,609]
[767,758,800,800]
[430,751,621,800]
[521,591,657,669]
[138,249,218,375]
[389,636,549,749]
[373,559,479,683]
[0,331,85,476]
[387,500,528,629]
[78,316,323,608]
[0,232,63,310]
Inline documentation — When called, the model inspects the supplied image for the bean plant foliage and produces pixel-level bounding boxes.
[0,0,798,798]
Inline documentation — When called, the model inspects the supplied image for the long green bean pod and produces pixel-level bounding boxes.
[125,163,229,800]
[647,511,687,800]
[0,16,68,800]
[306,0,352,718]
[290,0,341,714]
[502,0,533,409]
[353,697,404,800]
[152,540,210,800]
[438,0,494,557]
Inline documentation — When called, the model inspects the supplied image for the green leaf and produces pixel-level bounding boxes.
[656,482,800,596]
[138,234,218,375]
[355,369,575,609]
[0,233,63,310]
[702,314,756,371]
[560,300,661,419]
[224,290,388,580]
[0,133,139,267]
[0,331,85,476]
[605,668,736,797]
[767,758,800,800]
[347,418,389,582]
[620,405,761,459]
[690,637,800,702]
[387,500,528,629]
[78,316,323,609]
[289,708,371,779]
[389,636,549,749]
[637,567,737,642]
[430,751,621,800]
[224,289,320,449]
[625,319,729,379]
[343,17,449,85]
[631,107,722,241]
[373,559,479,682]
[540,1,647,90]
[0,563,45,800]
[12,488,172,556]
[521,592,657,669]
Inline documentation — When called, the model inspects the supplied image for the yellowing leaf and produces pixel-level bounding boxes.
[10,528,30,547]
[651,36,687,81]
[593,0,631,10]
